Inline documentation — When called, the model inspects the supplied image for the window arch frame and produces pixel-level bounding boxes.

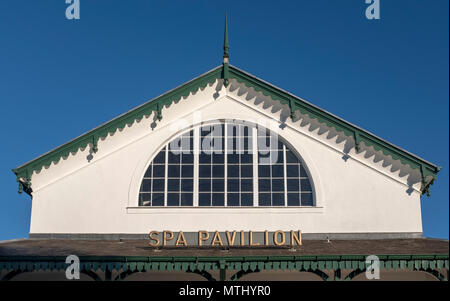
[137,120,316,207]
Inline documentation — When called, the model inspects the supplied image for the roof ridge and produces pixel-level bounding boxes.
[12,64,440,196]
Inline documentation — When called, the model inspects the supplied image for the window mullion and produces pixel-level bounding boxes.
[164,146,168,207]
[252,126,258,207]
[283,144,288,207]
[193,127,199,207]
[224,123,228,206]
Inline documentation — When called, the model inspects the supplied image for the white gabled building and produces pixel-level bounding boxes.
[12,21,440,241]
[4,20,447,282]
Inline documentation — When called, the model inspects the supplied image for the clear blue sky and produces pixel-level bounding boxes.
[0,0,448,240]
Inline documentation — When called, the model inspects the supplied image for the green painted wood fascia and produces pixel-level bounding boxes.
[12,64,439,196]
[2,257,448,273]
[1,254,447,263]
[228,65,440,195]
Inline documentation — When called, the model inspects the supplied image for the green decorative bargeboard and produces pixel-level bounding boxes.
[1,254,448,281]
[12,64,440,196]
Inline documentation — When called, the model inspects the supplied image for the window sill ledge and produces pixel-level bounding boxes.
[126,206,324,214]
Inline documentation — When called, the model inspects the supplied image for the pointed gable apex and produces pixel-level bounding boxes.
[13,64,440,196]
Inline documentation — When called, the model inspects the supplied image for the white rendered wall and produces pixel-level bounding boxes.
[28,80,423,236]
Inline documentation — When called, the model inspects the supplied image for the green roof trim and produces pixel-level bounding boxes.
[1,254,448,281]
[12,64,439,196]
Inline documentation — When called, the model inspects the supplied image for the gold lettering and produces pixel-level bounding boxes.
[273,230,286,246]
[176,231,188,246]
[198,231,210,246]
[249,231,260,246]
[148,231,160,247]
[225,231,237,246]
[240,230,245,246]
[290,230,302,246]
[163,230,174,246]
[211,231,224,246]
[264,230,269,246]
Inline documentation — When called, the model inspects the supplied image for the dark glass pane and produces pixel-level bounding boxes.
[168,165,180,178]
[241,179,253,192]
[244,138,253,153]
[181,193,193,206]
[271,165,284,178]
[258,165,270,177]
[153,149,165,163]
[199,193,211,206]
[139,193,151,206]
[227,165,239,177]
[272,193,285,206]
[234,137,243,153]
[258,179,271,192]
[212,193,224,206]
[168,151,180,164]
[276,150,284,164]
[227,124,237,137]
[212,124,224,137]
[212,153,224,164]
[257,136,270,149]
[241,165,253,177]
[287,193,300,206]
[240,153,252,164]
[181,179,193,191]
[258,153,271,164]
[227,154,239,164]
[227,193,239,206]
[241,193,253,206]
[287,164,299,177]
[301,179,312,192]
[212,137,224,152]
[227,179,239,192]
[181,165,193,177]
[141,179,151,192]
[226,137,234,151]
[152,193,164,206]
[301,193,314,206]
[199,179,211,192]
[201,126,212,137]
[199,153,211,164]
[199,165,211,178]
[287,179,300,191]
[144,166,152,178]
[277,140,283,150]
[270,137,279,150]
[212,165,224,177]
[272,179,284,191]
[243,126,250,136]
[212,179,224,192]
[258,193,271,206]
[167,193,179,206]
[152,179,164,192]
[167,179,179,192]
[180,138,192,151]
[300,165,308,177]
[182,154,193,164]
[285,150,298,163]
[153,165,165,178]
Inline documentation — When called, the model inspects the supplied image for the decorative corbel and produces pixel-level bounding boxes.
[288,99,296,120]
[17,176,23,194]
[223,63,229,87]
[156,103,163,121]
[92,135,99,153]
[353,132,361,152]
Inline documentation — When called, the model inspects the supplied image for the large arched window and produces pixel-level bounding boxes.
[139,121,314,207]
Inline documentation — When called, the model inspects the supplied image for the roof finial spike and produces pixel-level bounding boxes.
[223,13,229,63]
[222,13,230,87]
